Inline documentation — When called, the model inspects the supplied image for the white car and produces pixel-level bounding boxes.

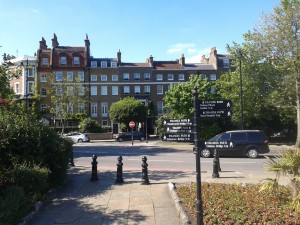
[63,132,90,143]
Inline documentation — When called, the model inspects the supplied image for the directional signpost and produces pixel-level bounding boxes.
[199,100,232,118]
[162,133,194,142]
[162,118,194,142]
[204,141,234,148]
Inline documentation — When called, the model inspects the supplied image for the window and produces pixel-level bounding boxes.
[91,102,97,118]
[231,132,247,142]
[101,102,108,117]
[101,61,107,68]
[112,74,118,81]
[78,86,85,96]
[56,86,62,96]
[74,56,79,65]
[178,74,185,81]
[157,101,164,115]
[91,86,97,95]
[78,71,84,81]
[91,75,97,82]
[210,74,217,81]
[91,61,97,68]
[168,74,174,80]
[144,73,150,80]
[67,72,73,81]
[56,71,63,81]
[102,120,108,126]
[111,61,117,67]
[223,59,230,68]
[78,103,85,113]
[41,88,47,96]
[60,56,67,65]
[112,86,118,95]
[27,67,34,77]
[210,86,216,94]
[144,86,150,94]
[15,83,20,93]
[157,85,163,95]
[101,75,107,81]
[67,104,73,114]
[156,74,163,81]
[67,86,74,96]
[134,86,140,94]
[134,73,140,80]
[41,104,47,112]
[41,74,47,82]
[42,57,49,66]
[201,74,206,80]
[124,86,130,95]
[101,86,107,95]
[28,81,34,94]
[123,73,130,80]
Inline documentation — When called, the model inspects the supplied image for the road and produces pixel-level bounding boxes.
[72,140,290,174]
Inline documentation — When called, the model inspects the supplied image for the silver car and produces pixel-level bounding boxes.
[64,132,90,143]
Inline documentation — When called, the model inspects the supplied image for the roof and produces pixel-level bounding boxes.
[153,61,183,70]
[120,63,151,67]
[184,63,216,71]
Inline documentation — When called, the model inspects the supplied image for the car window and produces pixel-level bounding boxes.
[247,132,264,142]
[218,133,230,141]
[231,132,247,141]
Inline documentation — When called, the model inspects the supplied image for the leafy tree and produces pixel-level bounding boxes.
[109,97,147,130]
[79,118,102,133]
[48,72,89,134]
[0,59,20,100]
[243,0,300,145]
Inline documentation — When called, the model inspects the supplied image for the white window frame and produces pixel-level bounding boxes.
[60,56,67,65]
[168,74,174,80]
[91,86,97,96]
[156,74,163,81]
[123,73,130,80]
[112,74,118,81]
[101,86,108,95]
[41,104,47,111]
[91,75,97,82]
[67,104,73,114]
[101,102,108,117]
[112,86,118,95]
[67,86,74,96]
[56,71,63,81]
[67,72,73,81]
[28,81,34,94]
[91,61,97,68]
[101,61,107,68]
[210,74,217,81]
[78,102,85,113]
[134,86,141,94]
[78,71,84,81]
[124,86,130,95]
[178,74,185,81]
[78,86,85,96]
[157,101,164,115]
[101,75,107,81]
[15,83,20,94]
[134,73,140,80]
[41,74,47,82]
[111,61,117,67]
[157,85,163,95]
[91,102,97,118]
[42,58,48,66]
[27,67,34,78]
[74,56,79,65]
[211,86,216,94]
[144,73,150,80]
[223,59,230,68]
[144,85,150,94]
[41,87,47,97]
[201,74,206,80]
[56,86,62,96]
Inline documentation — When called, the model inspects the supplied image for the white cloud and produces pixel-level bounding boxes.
[185,47,212,63]
[167,43,197,54]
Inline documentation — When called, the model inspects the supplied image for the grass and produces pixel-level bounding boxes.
[176,182,300,225]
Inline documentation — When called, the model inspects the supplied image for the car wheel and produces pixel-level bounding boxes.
[78,139,83,143]
[247,148,258,158]
[140,137,145,141]
[118,137,123,142]
[201,149,212,158]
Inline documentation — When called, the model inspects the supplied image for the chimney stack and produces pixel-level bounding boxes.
[51,33,59,48]
[39,37,48,49]
[117,49,121,65]
[179,53,185,66]
[149,55,153,67]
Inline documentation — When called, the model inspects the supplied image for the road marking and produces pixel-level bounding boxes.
[127,159,183,163]
[201,161,256,164]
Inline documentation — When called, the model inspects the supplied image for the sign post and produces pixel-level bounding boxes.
[129,121,135,145]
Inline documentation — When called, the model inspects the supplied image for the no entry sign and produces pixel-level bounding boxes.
[129,121,135,128]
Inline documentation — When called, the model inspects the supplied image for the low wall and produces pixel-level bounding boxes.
[87,133,113,140]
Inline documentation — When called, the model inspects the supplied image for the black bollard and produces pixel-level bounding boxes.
[212,149,220,178]
[141,156,150,185]
[90,155,99,181]
[69,149,75,167]
[115,156,124,184]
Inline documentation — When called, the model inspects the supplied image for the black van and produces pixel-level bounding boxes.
[201,130,270,158]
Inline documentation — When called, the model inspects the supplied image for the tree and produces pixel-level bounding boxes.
[48,72,88,134]
[244,0,300,146]
[109,97,147,130]
[0,59,19,100]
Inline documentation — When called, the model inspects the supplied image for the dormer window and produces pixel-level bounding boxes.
[74,56,79,65]
[60,56,67,65]
[101,61,107,68]
[223,59,230,68]
[111,61,117,67]
[91,61,97,68]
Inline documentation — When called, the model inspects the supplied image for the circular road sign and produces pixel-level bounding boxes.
[129,121,135,128]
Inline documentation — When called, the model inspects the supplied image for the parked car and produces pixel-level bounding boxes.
[63,132,90,143]
[116,131,147,142]
[201,130,270,158]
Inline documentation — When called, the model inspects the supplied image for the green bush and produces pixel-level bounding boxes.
[11,164,49,200]
[80,118,102,133]
[0,186,31,225]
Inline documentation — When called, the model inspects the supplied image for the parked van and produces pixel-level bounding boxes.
[201,130,270,158]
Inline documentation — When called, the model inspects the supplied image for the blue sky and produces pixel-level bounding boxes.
[0,0,279,63]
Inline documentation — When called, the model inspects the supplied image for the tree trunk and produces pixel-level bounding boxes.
[295,78,300,148]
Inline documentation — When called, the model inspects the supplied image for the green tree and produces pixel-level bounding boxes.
[109,97,147,130]
[0,60,19,100]
[49,72,88,134]
[243,0,300,146]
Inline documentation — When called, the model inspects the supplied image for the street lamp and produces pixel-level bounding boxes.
[238,49,244,130]
[145,99,148,143]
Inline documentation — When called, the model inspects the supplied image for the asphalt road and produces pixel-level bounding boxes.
[72,140,291,174]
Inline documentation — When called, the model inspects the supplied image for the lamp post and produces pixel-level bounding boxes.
[145,99,148,143]
[238,50,244,130]
[25,58,29,111]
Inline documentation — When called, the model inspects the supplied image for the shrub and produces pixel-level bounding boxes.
[11,164,49,200]
[80,118,102,133]
[0,186,31,225]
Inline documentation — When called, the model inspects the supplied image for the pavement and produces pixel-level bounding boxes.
[22,143,291,225]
